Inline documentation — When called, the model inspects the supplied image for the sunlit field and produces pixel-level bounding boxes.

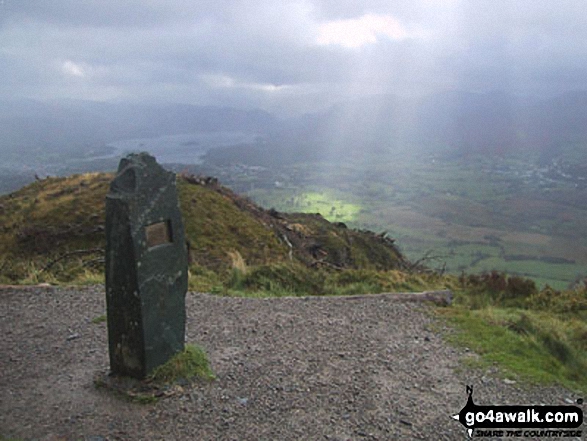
[237,150,587,290]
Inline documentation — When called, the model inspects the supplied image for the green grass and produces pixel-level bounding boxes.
[439,306,587,393]
[187,263,224,292]
[217,263,455,297]
[434,273,587,393]
[177,181,288,269]
[293,191,362,222]
[249,189,362,222]
[92,314,107,324]
[472,257,585,287]
[149,344,215,383]
[70,270,105,286]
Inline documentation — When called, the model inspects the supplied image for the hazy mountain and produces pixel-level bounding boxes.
[0,100,280,159]
[263,90,587,162]
[2,91,587,169]
[527,91,587,155]
[414,90,587,155]
[413,91,524,153]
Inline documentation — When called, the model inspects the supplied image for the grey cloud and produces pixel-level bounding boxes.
[1,0,586,115]
[1,0,222,27]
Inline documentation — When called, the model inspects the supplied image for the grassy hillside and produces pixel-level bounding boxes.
[0,173,110,283]
[0,172,405,285]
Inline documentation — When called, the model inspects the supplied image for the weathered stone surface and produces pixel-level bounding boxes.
[105,152,188,379]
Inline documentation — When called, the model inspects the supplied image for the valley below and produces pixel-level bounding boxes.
[2,140,586,290]
[195,148,587,290]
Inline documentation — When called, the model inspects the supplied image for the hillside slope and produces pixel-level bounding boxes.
[0,172,406,283]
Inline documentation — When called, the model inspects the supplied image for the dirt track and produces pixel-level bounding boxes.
[0,286,582,440]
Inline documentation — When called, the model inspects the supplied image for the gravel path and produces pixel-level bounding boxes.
[0,286,582,440]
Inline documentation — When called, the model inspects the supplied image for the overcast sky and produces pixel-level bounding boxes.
[1,0,586,115]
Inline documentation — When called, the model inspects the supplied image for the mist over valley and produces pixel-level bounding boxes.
[1,90,586,288]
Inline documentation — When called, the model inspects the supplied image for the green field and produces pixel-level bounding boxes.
[222,151,587,290]
[252,190,362,223]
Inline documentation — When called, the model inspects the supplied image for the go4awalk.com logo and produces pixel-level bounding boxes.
[452,386,583,438]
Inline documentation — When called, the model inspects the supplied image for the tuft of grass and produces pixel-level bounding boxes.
[132,394,159,405]
[225,250,249,292]
[20,262,59,286]
[228,250,247,274]
[188,263,224,292]
[92,314,106,324]
[148,344,215,384]
[71,269,104,286]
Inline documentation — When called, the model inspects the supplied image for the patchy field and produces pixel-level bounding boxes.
[241,152,587,289]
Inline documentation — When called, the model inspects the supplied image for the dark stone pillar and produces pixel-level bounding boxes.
[105,152,188,379]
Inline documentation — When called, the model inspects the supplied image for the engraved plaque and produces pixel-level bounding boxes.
[145,221,172,248]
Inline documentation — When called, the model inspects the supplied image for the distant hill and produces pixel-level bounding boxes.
[4,91,587,164]
[0,172,406,283]
[0,99,279,160]
[415,90,587,154]
[206,90,587,166]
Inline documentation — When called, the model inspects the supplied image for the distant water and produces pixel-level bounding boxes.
[105,132,258,164]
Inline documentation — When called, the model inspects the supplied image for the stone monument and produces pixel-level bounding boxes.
[105,152,188,379]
